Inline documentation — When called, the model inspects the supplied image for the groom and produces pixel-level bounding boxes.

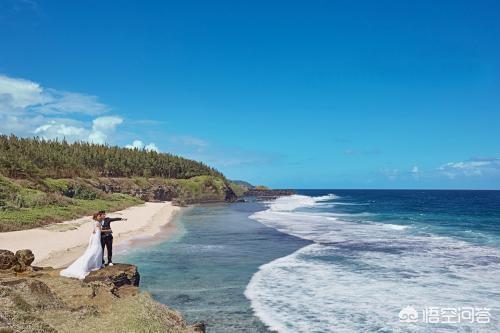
[96,210,127,266]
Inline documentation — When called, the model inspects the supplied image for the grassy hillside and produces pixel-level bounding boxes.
[0,174,140,231]
[0,136,247,231]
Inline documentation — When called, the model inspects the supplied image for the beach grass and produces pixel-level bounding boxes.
[0,192,142,232]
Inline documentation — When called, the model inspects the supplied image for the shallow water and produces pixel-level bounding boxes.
[119,201,309,332]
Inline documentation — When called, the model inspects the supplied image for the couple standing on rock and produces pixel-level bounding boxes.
[60,210,127,279]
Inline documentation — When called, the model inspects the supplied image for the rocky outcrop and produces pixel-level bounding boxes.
[83,263,140,288]
[88,178,179,202]
[15,249,35,268]
[88,177,237,205]
[224,182,238,202]
[0,251,16,270]
[244,188,295,199]
[0,249,204,332]
[0,249,36,272]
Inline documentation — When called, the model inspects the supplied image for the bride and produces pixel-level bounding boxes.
[60,212,103,279]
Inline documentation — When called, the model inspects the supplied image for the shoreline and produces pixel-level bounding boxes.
[0,201,181,268]
[114,206,187,257]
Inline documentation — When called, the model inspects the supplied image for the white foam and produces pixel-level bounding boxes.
[247,194,500,332]
[314,193,340,201]
[268,195,317,211]
[267,194,342,212]
[381,223,408,230]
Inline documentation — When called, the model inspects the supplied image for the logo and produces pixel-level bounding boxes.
[399,306,491,324]
[399,305,419,323]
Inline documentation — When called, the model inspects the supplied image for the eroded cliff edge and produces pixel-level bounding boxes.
[0,249,204,333]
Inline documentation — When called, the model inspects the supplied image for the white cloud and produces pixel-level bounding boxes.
[0,75,48,110]
[30,115,123,144]
[34,120,87,141]
[145,143,159,152]
[0,74,108,116]
[438,158,500,178]
[92,116,123,132]
[0,74,176,154]
[88,116,123,144]
[0,114,45,136]
[410,165,420,179]
[0,74,114,142]
[126,140,145,150]
[126,139,159,152]
[33,89,109,115]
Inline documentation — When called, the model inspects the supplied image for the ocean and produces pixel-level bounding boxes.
[119,190,500,332]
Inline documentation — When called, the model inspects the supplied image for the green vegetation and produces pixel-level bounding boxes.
[0,134,223,179]
[0,136,248,231]
[174,175,236,204]
[0,174,141,231]
[229,181,248,197]
[254,185,270,190]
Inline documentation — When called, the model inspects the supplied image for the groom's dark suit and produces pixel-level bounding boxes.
[100,217,123,265]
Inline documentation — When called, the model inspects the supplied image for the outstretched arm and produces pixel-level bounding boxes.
[106,217,127,223]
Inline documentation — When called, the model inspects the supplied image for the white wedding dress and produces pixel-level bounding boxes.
[60,221,103,279]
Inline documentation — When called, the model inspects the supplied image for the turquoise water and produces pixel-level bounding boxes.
[120,190,500,332]
[119,201,309,332]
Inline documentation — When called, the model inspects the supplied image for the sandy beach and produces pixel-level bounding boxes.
[0,202,181,268]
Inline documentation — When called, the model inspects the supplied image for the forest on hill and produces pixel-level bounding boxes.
[0,135,223,180]
[0,135,244,231]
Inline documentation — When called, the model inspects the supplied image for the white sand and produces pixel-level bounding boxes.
[0,202,181,268]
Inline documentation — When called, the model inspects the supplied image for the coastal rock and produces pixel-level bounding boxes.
[0,278,62,310]
[0,250,17,270]
[244,188,296,198]
[15,249,35,267]
[83,263,140,288]
[153,185,177,201]
[0,254,196,332]
[224,182,238,202]
[91,177,238,205]
[191,321,207,332]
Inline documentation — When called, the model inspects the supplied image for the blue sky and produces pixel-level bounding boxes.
[0,0,499,189]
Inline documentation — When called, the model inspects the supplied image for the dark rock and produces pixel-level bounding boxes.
[152,186,176,201]
[192,321,206,333]
[0,250,17,270]
[224,182,238,202]
[63,186,75,198]
[245,188,295,198]
[15,249,35,267]
[83,264,140,288]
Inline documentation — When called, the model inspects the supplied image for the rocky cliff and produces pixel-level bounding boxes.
[0,174,241,231]
[58,176,238,205]
[244,188,296,199]
[0,249,205,333]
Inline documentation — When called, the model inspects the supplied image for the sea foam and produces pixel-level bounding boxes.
[246,194,500,332]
